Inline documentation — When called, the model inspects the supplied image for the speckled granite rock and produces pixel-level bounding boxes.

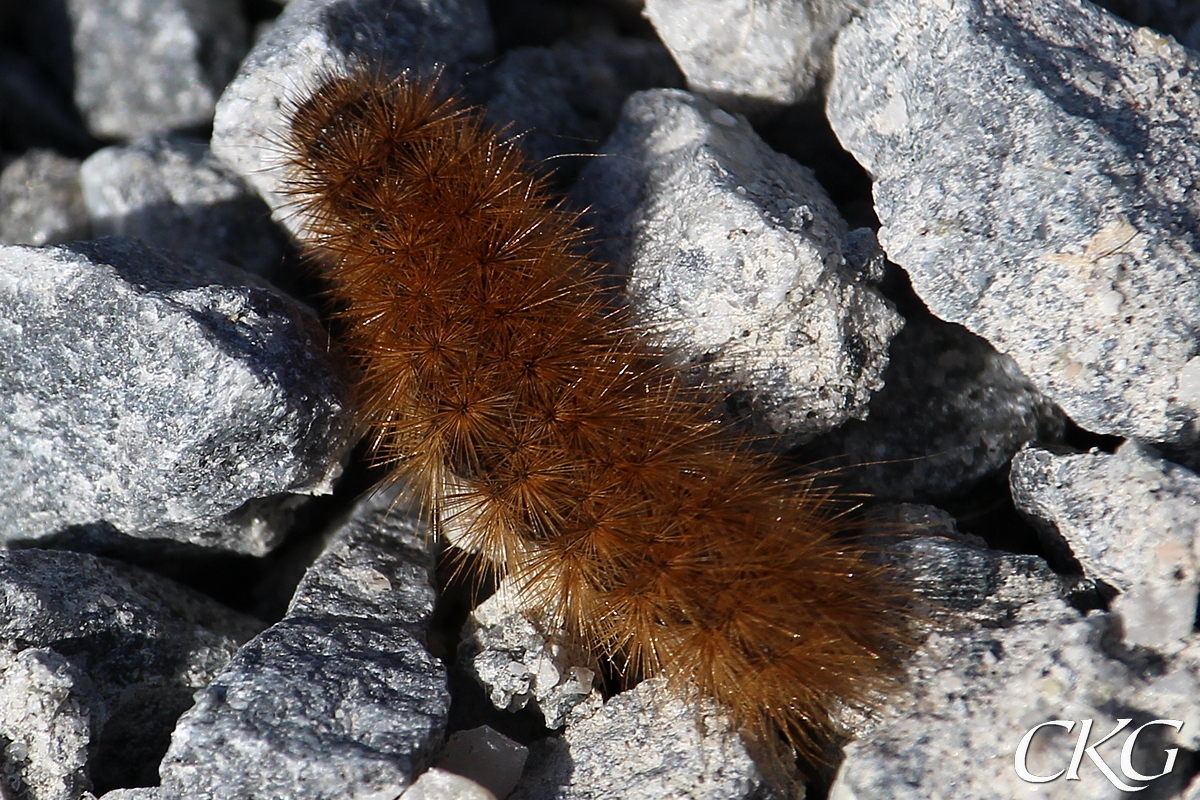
[211,0,494,229]
[0,549,263,800]
[802,312,1065,501]
[0,150,89,246]
[160,487,449,800]
[834,510,1193,799]
[644,0,866,112]
[1012,442,1200,653]
[461,582,601,730]
[0,238,354,554]
[80,135,285,276]
[829,0,1200,446]
[572,88,901,443]
[512,678,776,800]
[49,0,248,139]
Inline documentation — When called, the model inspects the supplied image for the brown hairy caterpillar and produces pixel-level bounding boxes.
[281,64,910,781]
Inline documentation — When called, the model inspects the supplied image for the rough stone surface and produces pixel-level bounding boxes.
[512,678,773,800]
[0,548,263,800]
[644,0,867,112]
[436,726,527,799]
[864,504,1079,627]
[485,35,683,187]
[572,88,902,443]
[0,238,354,554]
[461,582,601,730]
[160,488,450,800]
[834,509,1199,798]
[60,0,248,138]
[0,150,89,246]
[828,0,1200,445]
[398,768,496,800]
[802,312,1065,500]
[211,0,494,230]
[832,612,1191,799]
[1011,442,1200,653]
[80,135,286,276]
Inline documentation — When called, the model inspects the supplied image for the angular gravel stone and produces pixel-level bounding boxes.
[80,135,286,276]
[398,768,496,800]
[0,549,263,800]
[0,238,354,554]
[836,507,1197,798]
[833,613,1190,800]
[160,488,450,800]
[0,150,89,246]
[572,89,902,442]
[461,582,601,730]
[802,312,1065,500]
[512,678,773,800]
[436,726,528,799]
[828,0,1200,445]
[485,36,683,187]
[58,0,248,139]
[211,0,494,230]
[644,0,866,111]
[1011,443,1200,652]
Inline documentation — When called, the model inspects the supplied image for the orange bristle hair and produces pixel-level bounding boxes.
[282,65,909,776]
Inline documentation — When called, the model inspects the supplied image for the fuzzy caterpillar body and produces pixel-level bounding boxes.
[284,67,906,770]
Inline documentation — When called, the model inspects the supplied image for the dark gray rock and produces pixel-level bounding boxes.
[802,313,1065,500]
[58,0,248,138]
[0,548,263,800]
[0,150,89,246]
[828,0,1200,446]
[572,89,902,443]
[80,135,286,277]
[211,0,494,229]
[1011,442,1200,653]
[644,0,867,113]
[160,488,450,800]
[0,238,354,554]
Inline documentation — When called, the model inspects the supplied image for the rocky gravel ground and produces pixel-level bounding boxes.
[2,0,1200,798]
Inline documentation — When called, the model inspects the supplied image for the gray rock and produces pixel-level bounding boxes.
[864,504,1080,627]
[80,136,286,277]
[835,507,1199,798]
[1011,443,1200,653]
[572,89,902,443]
[512,677,774,800]
[461,582,601,731]
[485,36,683,186]
[211,0,494,230]
[832,613,1189,800]
[160,488,450,800]
[644,0,867,112]
[0,548,263,800]
[0,238,354,554]
[0,150,90,246]
[802,313,1065,500]
[828,0,1200,446]
[61,0,248,138]
[398,768,496,800]
[436,727,527,799]
[0,649,92,800]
